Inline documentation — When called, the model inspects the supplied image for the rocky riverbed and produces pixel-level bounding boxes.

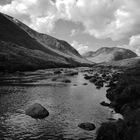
[0,67,122,140]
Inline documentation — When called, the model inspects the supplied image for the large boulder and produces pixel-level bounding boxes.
[25,103,49,119]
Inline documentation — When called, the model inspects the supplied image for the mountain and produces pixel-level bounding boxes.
[83,47,137,63]
[0,13,92,72]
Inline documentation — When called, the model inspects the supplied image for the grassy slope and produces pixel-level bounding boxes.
[7,15,81,58]
[100,57,140,68]
[5,14,90,64]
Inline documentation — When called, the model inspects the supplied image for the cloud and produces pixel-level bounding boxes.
[118,34,140,56]
[54,0,121,39]
[129,35,140,47]
[70,29,79,36]
[0,0,58,33]
[71,41,89,54]
[1,0,140,42]
[54,0,140,41]
[129,35,140,55]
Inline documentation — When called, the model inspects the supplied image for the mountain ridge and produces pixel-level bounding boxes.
[0,12,92,72]
[83,47,137,63]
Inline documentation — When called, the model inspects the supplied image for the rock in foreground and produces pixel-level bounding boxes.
[78,122,96,131]
[25,103,49,119]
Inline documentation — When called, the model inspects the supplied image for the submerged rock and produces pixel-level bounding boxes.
[73,84,77,86]
[62,79,71,83]
[65,71,78,76]
[96,86,102,89]
[89,77,97,83]
[102,73,106,78]
[100,101,110,107]
[95,79,104,88]
[107,118,116,121]
[54,70,61,74]
[25,103,49,119]
[84,74,93,80]
[83,83,88,85]
[78,122,96,131]
[51,77,57,81]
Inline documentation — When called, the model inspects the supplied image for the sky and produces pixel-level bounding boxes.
[0,0,140,55]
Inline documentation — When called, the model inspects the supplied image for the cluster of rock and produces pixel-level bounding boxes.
[84,66,122,89]
[52,69,79,83]
[84,73,104,89]
[53,69,79,76]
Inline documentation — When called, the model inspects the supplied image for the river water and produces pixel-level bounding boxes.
[0,68,120,140]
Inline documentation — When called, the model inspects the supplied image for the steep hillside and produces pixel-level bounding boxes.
[0,13,91,72]
[83,47,137,63]
[6,15,82,58]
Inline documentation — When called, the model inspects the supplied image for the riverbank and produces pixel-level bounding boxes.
[95,66,140,140]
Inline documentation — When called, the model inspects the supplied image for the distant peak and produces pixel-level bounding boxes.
[82,47,137,63]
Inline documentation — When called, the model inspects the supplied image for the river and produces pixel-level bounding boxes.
[0,68,120,140]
